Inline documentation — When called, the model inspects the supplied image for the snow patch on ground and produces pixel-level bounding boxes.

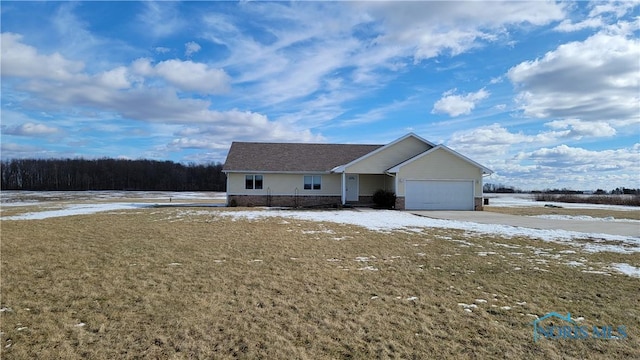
[358,266,379,271]
[355,256,370,262]
[610,263,640,278]
[2,203,151,220]
[302,229,335,234]
[532,215,640,223]
[1,191,226,204]
[486,194,639,211]
[218,209,640,253]
[566,261,585,267]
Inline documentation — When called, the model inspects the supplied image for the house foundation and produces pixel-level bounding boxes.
[474,197,484,211]
[228,195,342,208]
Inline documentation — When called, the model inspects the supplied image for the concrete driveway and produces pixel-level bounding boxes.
[410,211,640,237]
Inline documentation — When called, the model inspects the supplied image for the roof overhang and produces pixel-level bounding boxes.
[222,170,333,174]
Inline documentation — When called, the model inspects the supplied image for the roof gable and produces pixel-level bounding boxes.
[222,142,382,172]
[386,145,493,175]
[332,133,435,173]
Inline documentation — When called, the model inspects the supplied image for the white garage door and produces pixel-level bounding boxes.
[405,180,474,210]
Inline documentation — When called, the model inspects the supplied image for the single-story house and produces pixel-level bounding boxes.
[222,133,492,210]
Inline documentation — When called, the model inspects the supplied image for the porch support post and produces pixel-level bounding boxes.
[341,172,346,205]
[225,172,230,206]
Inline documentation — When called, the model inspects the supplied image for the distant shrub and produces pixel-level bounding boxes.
[228,198,238,207]
[534,193,640,207]
[373,189,396,209]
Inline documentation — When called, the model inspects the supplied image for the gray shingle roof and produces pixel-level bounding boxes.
[223,142,383,172]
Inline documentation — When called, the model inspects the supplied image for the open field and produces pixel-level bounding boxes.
[1,193,640,359]
[532,193,640,207]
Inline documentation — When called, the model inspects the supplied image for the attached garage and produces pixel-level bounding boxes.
[405,180,475,210]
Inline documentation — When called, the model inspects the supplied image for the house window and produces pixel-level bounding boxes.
[245,175,263,189]
[304,175,321,190]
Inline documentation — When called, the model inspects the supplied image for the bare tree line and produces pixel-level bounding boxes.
[1,158,226,191]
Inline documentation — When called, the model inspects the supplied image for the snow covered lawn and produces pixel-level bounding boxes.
[2,206,638,359]
[2,191,638,279]
[217,209,640,254]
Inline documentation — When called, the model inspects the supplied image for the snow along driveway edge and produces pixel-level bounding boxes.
[218,209,640,254]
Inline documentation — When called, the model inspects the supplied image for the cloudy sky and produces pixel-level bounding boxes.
[1,1,638,190]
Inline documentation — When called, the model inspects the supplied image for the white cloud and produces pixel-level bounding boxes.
[448,120,618,162]
[1,34,314,146]
[432,88,489,117]
[169,109,326,145]
[588,1,639,18]
[356,1,567,61]
[523,144,640,173]
[447,122,639,190]
[169,138,219,150]
[198,0,567,111]
[508,28,640,126]
[137,2,185,38]
[96,66,131,90]
[130,58,231,94]
[2,122,60,136]
[0,142,42,154]
[337,97,417,127]
[545,119,616,139]
[155,47,171,54]
[130,57,154,76]
[448,124,533,158]
[554,18,604,32]
[154,59,230,94]
[1,33,84,81]
[184,41,201,57]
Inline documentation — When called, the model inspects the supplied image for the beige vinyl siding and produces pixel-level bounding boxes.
[358,174,394,195]
[227,173,342,196]
[396,148,483,196]
[345,136,432,174]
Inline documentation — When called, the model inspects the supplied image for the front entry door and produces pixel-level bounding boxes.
[346,174,359,202]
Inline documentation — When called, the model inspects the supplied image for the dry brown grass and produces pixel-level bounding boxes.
[1,207,639,359]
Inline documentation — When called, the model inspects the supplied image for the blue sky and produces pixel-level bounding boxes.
[1,1,638,190]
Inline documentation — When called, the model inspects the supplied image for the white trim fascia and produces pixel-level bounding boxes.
[386,145,493,175]
[223,170,333,174]
[333,133,436,173]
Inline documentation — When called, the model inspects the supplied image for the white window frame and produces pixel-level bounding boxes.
[303,175,321,190]
[245,174,263,190]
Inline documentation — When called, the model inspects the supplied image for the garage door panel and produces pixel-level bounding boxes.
[406,180,474,210]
